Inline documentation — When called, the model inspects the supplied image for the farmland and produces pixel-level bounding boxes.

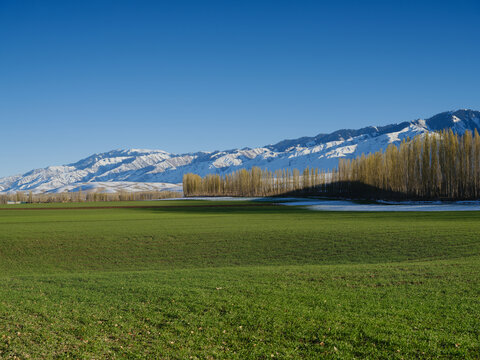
[0,201,479,358]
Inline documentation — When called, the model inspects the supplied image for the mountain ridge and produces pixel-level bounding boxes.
[2,109,479,193]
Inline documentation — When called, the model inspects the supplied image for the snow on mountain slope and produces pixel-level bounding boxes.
[1,109,479,193]
[52,181,182,194]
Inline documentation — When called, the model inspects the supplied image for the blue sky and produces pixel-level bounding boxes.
[1,0,479,177]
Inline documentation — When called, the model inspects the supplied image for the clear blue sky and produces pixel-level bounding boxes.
[1,0,479,177]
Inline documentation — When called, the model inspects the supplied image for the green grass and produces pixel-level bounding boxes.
[0,201,479,358]
[0,199,259,208]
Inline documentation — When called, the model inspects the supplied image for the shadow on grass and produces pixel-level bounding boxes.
[130,202,312,216]
[273,181,417,201]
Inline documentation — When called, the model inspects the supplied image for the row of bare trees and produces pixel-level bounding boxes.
[184,130,480,200]
[334,129,480,199]
[0,190,181,204]
[183,167,331,197]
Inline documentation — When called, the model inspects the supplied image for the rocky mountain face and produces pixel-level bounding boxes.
[1,110,479,193]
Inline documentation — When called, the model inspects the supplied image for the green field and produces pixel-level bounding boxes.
[0,201,479,359]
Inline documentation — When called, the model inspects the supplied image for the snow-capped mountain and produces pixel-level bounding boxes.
[2,109,480,194]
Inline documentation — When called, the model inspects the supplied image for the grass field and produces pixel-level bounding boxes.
[0,201,479,358]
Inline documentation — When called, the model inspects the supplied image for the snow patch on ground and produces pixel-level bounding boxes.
[280,199,480,211]
[177,197,480,211]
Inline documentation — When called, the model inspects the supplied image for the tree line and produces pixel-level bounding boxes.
[183,167,331,197]
[183,129,480,200]
[0,190,181,204]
